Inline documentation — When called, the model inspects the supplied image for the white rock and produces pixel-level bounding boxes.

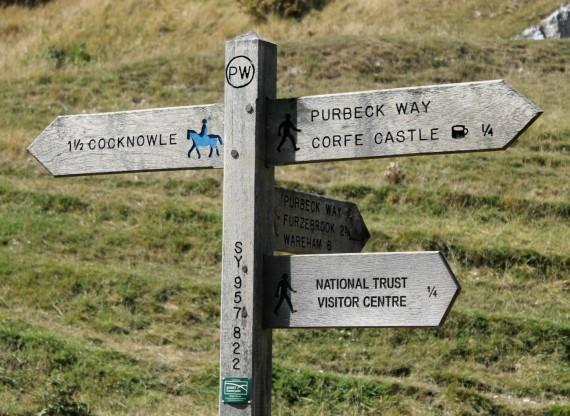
[518,4,570,39]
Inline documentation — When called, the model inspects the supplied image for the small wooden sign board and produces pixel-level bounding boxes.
[265,80,541,166]
[263,251,460,328]
[28,104,224,176]
[273,187,370,254]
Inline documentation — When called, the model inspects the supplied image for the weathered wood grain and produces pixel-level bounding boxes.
[273,187,369,254]
[28,104,224,176]
[263,252,460,328]
[266,80,542,165]
[219,32,276,415]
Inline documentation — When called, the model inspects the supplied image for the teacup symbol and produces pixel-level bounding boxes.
[452,125,469,139]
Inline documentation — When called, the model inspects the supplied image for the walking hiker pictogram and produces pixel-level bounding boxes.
[277,114,301,152]
[274,273,297,315]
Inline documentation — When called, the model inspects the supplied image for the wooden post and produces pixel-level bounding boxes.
[219,33,276,415]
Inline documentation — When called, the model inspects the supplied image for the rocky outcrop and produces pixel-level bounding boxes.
[518,4,570,39]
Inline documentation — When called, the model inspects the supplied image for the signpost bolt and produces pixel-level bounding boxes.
[242,265,248,273]
[231,149,239,159]
[245,104,254,114]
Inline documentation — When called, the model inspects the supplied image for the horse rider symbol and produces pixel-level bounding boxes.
[187,119,223,158]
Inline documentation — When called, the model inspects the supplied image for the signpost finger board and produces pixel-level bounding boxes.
[28,104,224,176]
[273,187,370,254]
[263,251,460,328]
[266,80,542,165]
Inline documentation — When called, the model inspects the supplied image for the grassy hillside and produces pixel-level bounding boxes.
[1,0,569,415]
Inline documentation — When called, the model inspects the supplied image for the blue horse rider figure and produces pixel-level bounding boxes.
[187,119,223,158]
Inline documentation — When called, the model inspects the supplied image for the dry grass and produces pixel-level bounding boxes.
[1,0,564,79]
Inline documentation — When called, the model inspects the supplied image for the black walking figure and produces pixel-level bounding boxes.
[274,273,297,315]
[277,114,301,152]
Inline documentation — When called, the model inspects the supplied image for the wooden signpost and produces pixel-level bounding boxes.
[219,33,276,414]
[28,32,542,416]
[273,187,369,254]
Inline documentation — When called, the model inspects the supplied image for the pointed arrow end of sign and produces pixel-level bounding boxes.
[27,132,43,160]
[350,208,371,251]
[28,117,61,177]
[501,80,543,150]
[435,251,461,326]
[359,225,371,251]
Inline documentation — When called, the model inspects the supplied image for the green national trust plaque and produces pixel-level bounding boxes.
[222,378,251,404]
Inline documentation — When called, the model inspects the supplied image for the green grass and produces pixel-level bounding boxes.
[1,0,569,414]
